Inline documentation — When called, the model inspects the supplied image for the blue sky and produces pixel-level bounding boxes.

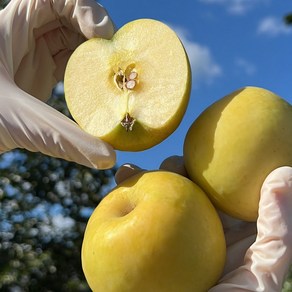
[100,0,292,170]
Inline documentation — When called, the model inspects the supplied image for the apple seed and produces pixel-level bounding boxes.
[128,71,138,80]
[126,80,136,90]
[114,67,138,91]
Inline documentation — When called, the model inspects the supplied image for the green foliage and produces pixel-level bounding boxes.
[0,93,116,291]
[284,14,292,25]
[0,0,9,9]
[283,266,292,292]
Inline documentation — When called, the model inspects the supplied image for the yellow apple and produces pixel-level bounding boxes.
[82,171,226,292]
[184,86,292,221]
[64,19,191,151]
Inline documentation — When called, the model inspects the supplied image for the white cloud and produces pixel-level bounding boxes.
[200,0,268,15]
[257,17,292,36]
[235,58,256,75]
[172,26,222,85]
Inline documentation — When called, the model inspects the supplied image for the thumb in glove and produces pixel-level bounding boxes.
[210,166,292,292]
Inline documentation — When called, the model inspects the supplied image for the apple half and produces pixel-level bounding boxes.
[64,19,191,151]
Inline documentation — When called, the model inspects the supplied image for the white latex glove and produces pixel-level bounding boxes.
[210,166,292,292]
[0,0,116,169]
[115,158,292,292]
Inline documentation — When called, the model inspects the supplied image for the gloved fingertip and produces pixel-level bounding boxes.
[263,166,292,186]
[257,165,292,253]
[159,155,188,177]
[115,163,144,185]
[80,139,116,170]
[74,0,115,40]
[260,166,292,206]
[91,150,116,170]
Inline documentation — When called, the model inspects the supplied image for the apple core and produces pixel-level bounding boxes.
[113,64,139,131]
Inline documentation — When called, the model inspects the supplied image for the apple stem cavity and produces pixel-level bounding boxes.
[121,113,136,132]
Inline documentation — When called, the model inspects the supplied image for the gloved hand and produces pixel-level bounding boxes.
[115,157,292,292]
[210,165,292,292]
[0,0,116,169]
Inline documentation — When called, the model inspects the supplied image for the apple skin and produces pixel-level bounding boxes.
[82,171,226,292]
[184,86,292,221]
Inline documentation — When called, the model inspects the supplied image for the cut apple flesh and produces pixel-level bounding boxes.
[64,19,191,151]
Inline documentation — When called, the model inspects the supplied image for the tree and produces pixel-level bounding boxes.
[285,13,292,25]
[0,92,116,291]
[0,0,9,8]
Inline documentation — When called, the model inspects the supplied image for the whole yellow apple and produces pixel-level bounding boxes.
[82,171,226,292]
[184,86,292,221]
[64,19,191,151]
